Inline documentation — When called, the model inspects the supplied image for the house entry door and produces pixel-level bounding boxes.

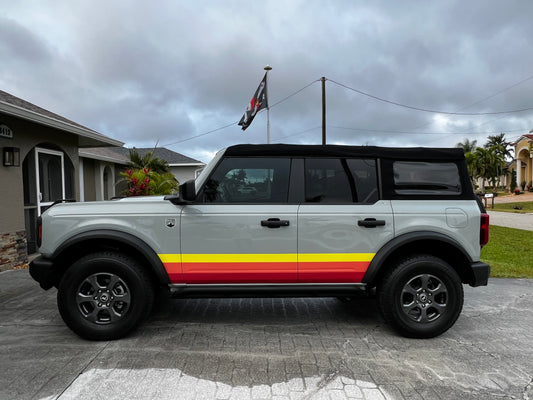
[35,147,65,216]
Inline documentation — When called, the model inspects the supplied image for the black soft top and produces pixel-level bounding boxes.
[224,144,465,161]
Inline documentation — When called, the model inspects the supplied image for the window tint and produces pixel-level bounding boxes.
[346,159,378,203]
[305,159,353,203]
[304,158,379,204]
[393,161,461,195]
[203,158,290,203]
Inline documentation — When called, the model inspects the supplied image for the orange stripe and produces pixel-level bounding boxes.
[163,262,184,283]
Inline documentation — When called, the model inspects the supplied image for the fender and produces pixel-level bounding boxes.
[362,231,474,284]
[51,229,170,286]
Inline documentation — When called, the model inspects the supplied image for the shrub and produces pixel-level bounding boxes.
[121,168,179,196]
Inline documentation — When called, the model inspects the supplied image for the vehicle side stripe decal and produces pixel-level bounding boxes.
[159,253,375,263]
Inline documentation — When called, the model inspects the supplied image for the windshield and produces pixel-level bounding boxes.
[194,148,226,193]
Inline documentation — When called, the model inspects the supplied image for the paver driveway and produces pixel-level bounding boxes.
[1,269,532,399]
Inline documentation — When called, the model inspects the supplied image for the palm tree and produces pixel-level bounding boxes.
[456,139,478,154]
[472,146,506,192]
[127,147,169,174]
[456,139,478,185]
[485,133,512,160]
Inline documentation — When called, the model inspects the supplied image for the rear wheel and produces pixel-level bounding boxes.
[57,252,154,340]
[377,255,463,338]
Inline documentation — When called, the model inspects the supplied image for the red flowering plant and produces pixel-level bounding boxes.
[120,148,179,197]
[122,168,153,196]
[120,167,180,197]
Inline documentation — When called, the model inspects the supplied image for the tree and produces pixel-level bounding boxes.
[455,138,478,154]
[459,135,510,191]
[485,133,512,160]
[456,138,478,186]
[484,133,512,188]
[472,146,506,192]
[127,148,169,174]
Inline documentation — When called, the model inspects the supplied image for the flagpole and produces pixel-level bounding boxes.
[264,65,272,144]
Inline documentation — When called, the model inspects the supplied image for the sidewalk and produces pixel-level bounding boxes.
[482,191,533,231]
[488,210,533,231]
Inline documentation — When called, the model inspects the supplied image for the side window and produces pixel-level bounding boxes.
[305,159,353,203]
[393,161,462,195]
[346,159,378,203]
[203,157,290,203]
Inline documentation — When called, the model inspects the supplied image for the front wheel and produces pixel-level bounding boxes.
[377,255,464,338]
[57,252,154,340]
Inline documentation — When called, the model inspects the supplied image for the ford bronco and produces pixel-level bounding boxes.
[30,144,490,340]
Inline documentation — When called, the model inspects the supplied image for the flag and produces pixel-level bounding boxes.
[238,73,268,131]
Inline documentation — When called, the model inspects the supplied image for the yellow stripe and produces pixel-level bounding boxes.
[299,253,375,262]
[159,253,374,263]
[159,254,181,263]
[182,254,297,263]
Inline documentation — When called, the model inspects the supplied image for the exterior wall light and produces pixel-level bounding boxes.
[3,147,20,167]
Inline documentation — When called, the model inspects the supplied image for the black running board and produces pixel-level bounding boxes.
[168,283,368,298]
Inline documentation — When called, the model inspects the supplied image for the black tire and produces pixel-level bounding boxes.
[377,255,463,338]
[57,252,154,340]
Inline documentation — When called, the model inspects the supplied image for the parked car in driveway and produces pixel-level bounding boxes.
[30,144,490,340]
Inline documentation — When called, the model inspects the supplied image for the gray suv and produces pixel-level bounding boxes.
[30,144,490,340]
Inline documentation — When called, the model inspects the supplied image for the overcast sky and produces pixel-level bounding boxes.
[2,1,533,163]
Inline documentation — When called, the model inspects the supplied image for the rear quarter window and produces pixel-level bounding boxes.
[393,161,462,195]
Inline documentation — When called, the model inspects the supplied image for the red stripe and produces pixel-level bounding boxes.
[163,262,184,283]
[298,261,369,283]
[182,262,297,284]
[162,260,370,284]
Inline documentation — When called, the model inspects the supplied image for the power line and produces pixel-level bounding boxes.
[328,125,526,136]
[163,80,320,147]
[409,73,533,132]
[458,73,533,111]
[327,78,533,116]
[269,79,319,109]
[163,121,237,146]
[272,126,321,141]
[164,75,533,148]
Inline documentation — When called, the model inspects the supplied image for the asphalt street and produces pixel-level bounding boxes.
[1,269,532,400]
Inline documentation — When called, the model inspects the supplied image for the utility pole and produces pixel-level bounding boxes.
[321,77,326,145]
[265,65,272,144]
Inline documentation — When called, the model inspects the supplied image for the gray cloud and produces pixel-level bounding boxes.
[1,0,533,162]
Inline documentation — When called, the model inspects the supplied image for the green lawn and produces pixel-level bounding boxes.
[491,201,533,213]
[481,225,533,278]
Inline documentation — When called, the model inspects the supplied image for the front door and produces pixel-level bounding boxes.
[35,147,65,216]
[180,157,297,284]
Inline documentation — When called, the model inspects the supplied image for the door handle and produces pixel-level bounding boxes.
[358,218,386,228]
[261,218,290,228]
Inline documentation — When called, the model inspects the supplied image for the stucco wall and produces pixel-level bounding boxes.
[170,165,205,185]
[0,160,24,233]
[0,112,81,265]
[83,158,96,201]
[514,137,533,188]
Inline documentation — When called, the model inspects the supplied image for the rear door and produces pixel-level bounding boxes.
[180,157,298,284]
[297,158,394,283]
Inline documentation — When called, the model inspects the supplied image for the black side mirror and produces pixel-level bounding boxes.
[165,179,196,205]
[180,179,196,201]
